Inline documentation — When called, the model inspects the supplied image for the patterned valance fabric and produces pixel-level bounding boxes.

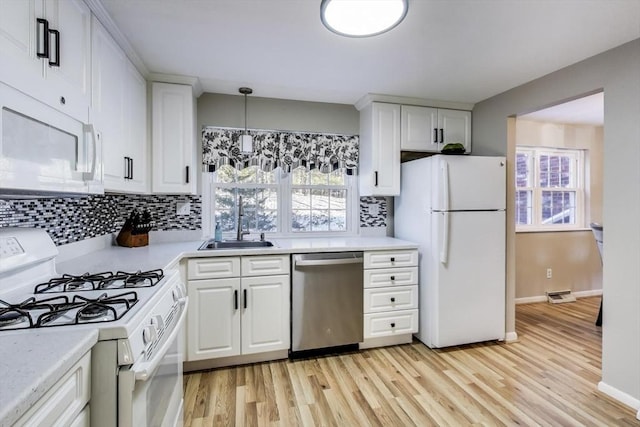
[202,127,359,175]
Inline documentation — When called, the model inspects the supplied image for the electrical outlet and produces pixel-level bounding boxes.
[546,268,552,279]
[368,203,380,216]
[176,202,191,216]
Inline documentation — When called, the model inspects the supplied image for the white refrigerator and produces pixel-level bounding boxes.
[394,155,506,348]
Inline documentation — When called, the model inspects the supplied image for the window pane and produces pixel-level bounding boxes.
[515,190,532,225]
[292,168,308,185]
[541,191,576,224]
[258,189,278,210]
[257,169,276,184]
[292,210,310,232]
[310,169,328,186]
[328,169,345,186]
[258,210,278,232]
[311,189,330,209]
[311,210,329,231]
[329,190,346,209]
[515,152,531,187]
[330,210,346,231]
[216,209,235,232]
[292,188,310,209]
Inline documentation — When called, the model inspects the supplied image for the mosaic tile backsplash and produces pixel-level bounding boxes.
[0,194,201,246]
[0,194,387,246]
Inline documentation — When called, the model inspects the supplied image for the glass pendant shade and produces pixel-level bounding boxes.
[320,0,408,37]
[239,87,253,153]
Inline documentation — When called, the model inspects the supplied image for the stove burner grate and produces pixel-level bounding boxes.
[0,296,70,329]
[34,272,115,294]
[0,311,27,327]
[106,269,164,289]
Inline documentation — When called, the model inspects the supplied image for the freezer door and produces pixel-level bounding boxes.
[426,210,506,348]
[432,155,506,211]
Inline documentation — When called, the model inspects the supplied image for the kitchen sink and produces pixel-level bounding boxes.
[198,239,275,250]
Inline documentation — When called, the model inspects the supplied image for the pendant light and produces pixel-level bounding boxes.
[320,0,408,38]
[239,87,253,153]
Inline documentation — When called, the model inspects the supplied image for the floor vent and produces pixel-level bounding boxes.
[546,290,577,304]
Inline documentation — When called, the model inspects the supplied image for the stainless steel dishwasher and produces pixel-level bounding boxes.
[291,252,363,354]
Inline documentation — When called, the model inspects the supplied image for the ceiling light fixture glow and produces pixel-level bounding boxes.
[320,0,408,37]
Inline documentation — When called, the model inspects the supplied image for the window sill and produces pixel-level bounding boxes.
[516,227,593,234]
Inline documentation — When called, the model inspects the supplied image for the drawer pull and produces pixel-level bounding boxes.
[390,297,396,302]
[390,257,395,262]
[390,322,396,328]
[390,276,395,281]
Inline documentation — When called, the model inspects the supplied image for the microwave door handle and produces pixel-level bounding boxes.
[130,297,188,382]
[82,124,97,180]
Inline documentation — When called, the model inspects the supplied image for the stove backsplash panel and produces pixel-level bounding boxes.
[0,195,201,246]
[359,196,387,228]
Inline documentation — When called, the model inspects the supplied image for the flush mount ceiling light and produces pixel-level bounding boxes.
[239,87,253,153]
[320,0,408,37]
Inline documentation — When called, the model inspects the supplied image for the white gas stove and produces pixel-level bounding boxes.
[0,227,188,427]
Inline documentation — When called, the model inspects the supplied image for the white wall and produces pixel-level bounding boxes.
[472,39,640,413]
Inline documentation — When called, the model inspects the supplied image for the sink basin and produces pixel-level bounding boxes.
[198,240,274,250]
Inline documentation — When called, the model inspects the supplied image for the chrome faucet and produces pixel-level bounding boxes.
[236,196,250,241]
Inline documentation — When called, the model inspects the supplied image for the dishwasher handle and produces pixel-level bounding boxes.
[293,254,363,268]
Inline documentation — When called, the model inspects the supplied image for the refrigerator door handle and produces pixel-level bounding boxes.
[441,160,450,211]
[440,211,449,264]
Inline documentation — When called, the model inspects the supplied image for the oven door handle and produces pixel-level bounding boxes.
[132,297,188,382]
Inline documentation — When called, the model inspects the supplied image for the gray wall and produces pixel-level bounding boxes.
[197,93,359,134]
[472,39,640,411]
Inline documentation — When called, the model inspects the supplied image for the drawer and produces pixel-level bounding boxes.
[364,285,418,313]
[241,255,290,277]
[364,250,418,269]
[188,257,240,280]
[364,309,418,338]
[16,351,91,426]
[364,266,418,288]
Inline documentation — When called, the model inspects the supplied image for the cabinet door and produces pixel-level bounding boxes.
[91,16,126,192]
[360,102,400,196]
[241,275,290,355]
[187,278,241,361]
[0,0,42,91]
[42,0,91,122]
[439,109,471,153]
[123,61,148,193]
[151,82,195,194]
[400,105,438,152]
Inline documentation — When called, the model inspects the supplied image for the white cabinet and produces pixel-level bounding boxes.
[362,249,419,348]
[91,16,148,193]
[151,82,196,194]
[0,0,91,122]
[15,351,91,426]
[401,105,471,153]
[359,102,401,196]
[186,255,290,362]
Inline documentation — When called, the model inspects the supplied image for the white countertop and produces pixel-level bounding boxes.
[56,236,418,274]
[0,329,98,426]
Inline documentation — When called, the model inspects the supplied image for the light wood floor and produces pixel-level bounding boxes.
[183,297,639,426]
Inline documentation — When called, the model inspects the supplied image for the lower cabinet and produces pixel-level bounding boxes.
[186,255,290,362]
[362,249,419,347]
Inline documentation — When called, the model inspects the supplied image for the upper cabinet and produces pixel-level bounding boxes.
[151,82,196,194]
[400,105,471,153]
[359,102,401,196]
[0,0,91,122]
[91,16,148,193]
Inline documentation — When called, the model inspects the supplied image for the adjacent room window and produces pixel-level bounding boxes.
[515,147,585,230]
[207,165,356,236]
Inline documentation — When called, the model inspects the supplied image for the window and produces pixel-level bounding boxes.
[515,147,585,230]
[206,165,357,237]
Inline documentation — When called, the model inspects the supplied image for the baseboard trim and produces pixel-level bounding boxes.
[504,331,519,343]
[515,289,602,305]
[597,381,640,419]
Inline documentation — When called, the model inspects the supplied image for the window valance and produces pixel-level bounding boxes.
[202,127,359,175]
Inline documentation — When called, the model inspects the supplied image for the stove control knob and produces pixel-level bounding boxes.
[142,325,157,345]
[172,288,182,302]
[152,314,164,330]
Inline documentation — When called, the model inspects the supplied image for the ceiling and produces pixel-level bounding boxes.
[99,0,640,106]
[519,92,604,126]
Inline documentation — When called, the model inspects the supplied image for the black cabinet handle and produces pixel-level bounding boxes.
[439,128,444,144]
[390,276,395,281]
[123,157,129,179]
[243,289,247,309]
[185,166,190,184]
[129,158,134,180]
[48,29,60,67]
[374,171,378,187]
[390,297,396,303]
[390,322,396,328]
[433,128,438,144]
[234,290,238,310]
[36,19,49,58]
[390,257,395,262]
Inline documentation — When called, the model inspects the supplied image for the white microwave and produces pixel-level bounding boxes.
[0,82,103,197]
